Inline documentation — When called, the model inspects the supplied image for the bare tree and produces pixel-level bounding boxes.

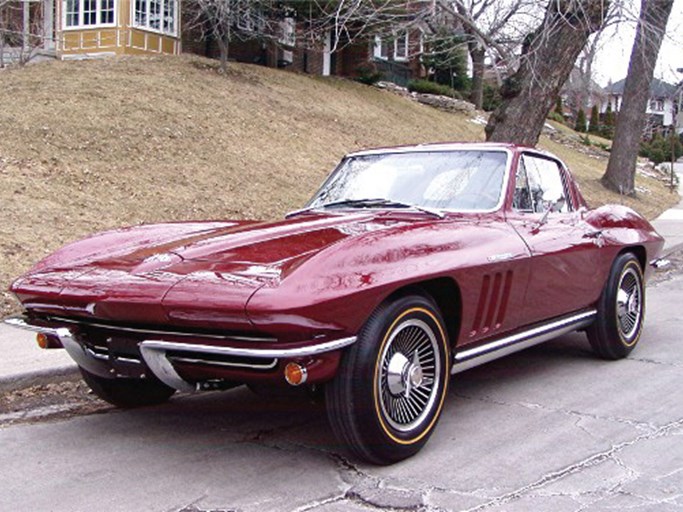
[484,0,610,146]
[299,0,434,53]
[186,0,435,73]
[185,0,281,72]
[0,0,45,68]
[440,0,538,109]
[601,0,675,195]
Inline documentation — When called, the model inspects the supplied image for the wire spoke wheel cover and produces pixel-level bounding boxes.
[378,318,441,432]
[588,253,645,360]
[616,267,642,341]
[326,294,450,464]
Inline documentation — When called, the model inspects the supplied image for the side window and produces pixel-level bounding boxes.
[516,155,571,214]
[513,160,533,212]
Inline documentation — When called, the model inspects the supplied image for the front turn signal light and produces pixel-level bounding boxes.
[36,332,62,349]
[284,362,308,386]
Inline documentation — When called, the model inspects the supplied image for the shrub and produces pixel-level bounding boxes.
[355,63,383,85]
[640,133,683,165]
[554,96,564,116]
[600,103,615,139]
[547,111,565,124]
[575,109,587,132]
[422,29,470,92]
[588,105,600,134]
[482,82,502,112]
[407,80,462,98]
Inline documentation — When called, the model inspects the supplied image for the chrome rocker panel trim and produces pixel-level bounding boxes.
[451,309,597,374]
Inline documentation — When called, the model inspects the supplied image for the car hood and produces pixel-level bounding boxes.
[13,213,414,327]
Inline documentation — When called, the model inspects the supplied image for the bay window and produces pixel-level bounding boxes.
[133,0,178,36]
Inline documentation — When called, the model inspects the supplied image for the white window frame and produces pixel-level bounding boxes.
[278,16,295,47]
[62,0,117,30]
[373,32,409,61]
[373,35,386,60]
[394,31,409,61]
[649,99,664,112]
[131,0,178,37]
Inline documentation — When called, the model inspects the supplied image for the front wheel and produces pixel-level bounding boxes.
[80,369,176,408]
[587,252,645,359]
[326,294,450,464]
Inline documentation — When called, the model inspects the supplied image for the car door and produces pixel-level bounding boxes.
[506,152,606,325]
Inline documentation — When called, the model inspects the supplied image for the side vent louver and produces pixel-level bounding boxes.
[471,271,513,337]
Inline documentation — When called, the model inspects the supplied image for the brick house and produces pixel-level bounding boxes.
[182,7,432,84]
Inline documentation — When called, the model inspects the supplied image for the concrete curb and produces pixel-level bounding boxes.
[0,366,79,394]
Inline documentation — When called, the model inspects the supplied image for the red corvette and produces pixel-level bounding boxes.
[7,142,665,464]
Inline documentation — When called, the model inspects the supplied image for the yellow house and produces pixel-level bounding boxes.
[55,0,180,58]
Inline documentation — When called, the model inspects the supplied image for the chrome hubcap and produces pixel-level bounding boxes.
[378,318,441,432]
[616,267,642,340]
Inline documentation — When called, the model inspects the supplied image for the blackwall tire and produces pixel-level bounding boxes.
[587,253,645,360]
[80,368,176,408]
[326,294,450,465]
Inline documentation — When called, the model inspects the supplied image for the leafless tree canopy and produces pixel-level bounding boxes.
[485,0,611,146]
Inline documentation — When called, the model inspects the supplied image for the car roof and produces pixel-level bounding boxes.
[346,142,556,160]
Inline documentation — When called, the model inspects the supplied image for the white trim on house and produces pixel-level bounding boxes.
[61,51,117,59]
[322,30,331,76]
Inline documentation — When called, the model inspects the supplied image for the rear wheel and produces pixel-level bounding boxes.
[587,253,645,359]
[80,369,176,408]
[326,294,450,464]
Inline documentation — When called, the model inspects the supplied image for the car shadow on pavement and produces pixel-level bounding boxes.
[74,331,601,464]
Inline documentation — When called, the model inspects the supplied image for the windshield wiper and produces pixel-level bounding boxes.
[286,198,445,219]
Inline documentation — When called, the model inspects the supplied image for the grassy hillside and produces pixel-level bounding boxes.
[0,55,676,316]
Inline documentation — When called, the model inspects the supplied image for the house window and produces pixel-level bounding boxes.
[394,31,409,61]
[101,0,114,24]
[279,17,295,47]
[374,33,409,61]
[64,0,116,28]
[373,36,389,59]
[133,0,178,35]
[649,99,664,111]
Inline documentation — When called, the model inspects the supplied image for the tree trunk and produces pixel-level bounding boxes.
[217,33,229,73]
[0,28,5,69]
[485,0,609,146]
[601,0,674,196]
[469,46,485,110]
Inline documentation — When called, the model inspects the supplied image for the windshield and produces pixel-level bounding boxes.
[307,150,509,212]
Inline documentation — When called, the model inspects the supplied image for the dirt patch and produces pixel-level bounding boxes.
[650,246,683,286]
[0,55,678,316]
[0,375,111,427]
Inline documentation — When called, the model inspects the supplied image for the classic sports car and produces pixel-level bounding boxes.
[7,142,664,464]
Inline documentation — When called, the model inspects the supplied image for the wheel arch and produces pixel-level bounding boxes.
[382,277,462,349]
[618,245,646,271]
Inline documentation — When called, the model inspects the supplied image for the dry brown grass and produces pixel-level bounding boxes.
[0,55,677,315]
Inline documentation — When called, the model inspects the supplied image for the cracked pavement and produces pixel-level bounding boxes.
[1,273,682,512]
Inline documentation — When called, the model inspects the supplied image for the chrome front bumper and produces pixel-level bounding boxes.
[4,316,356,392]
